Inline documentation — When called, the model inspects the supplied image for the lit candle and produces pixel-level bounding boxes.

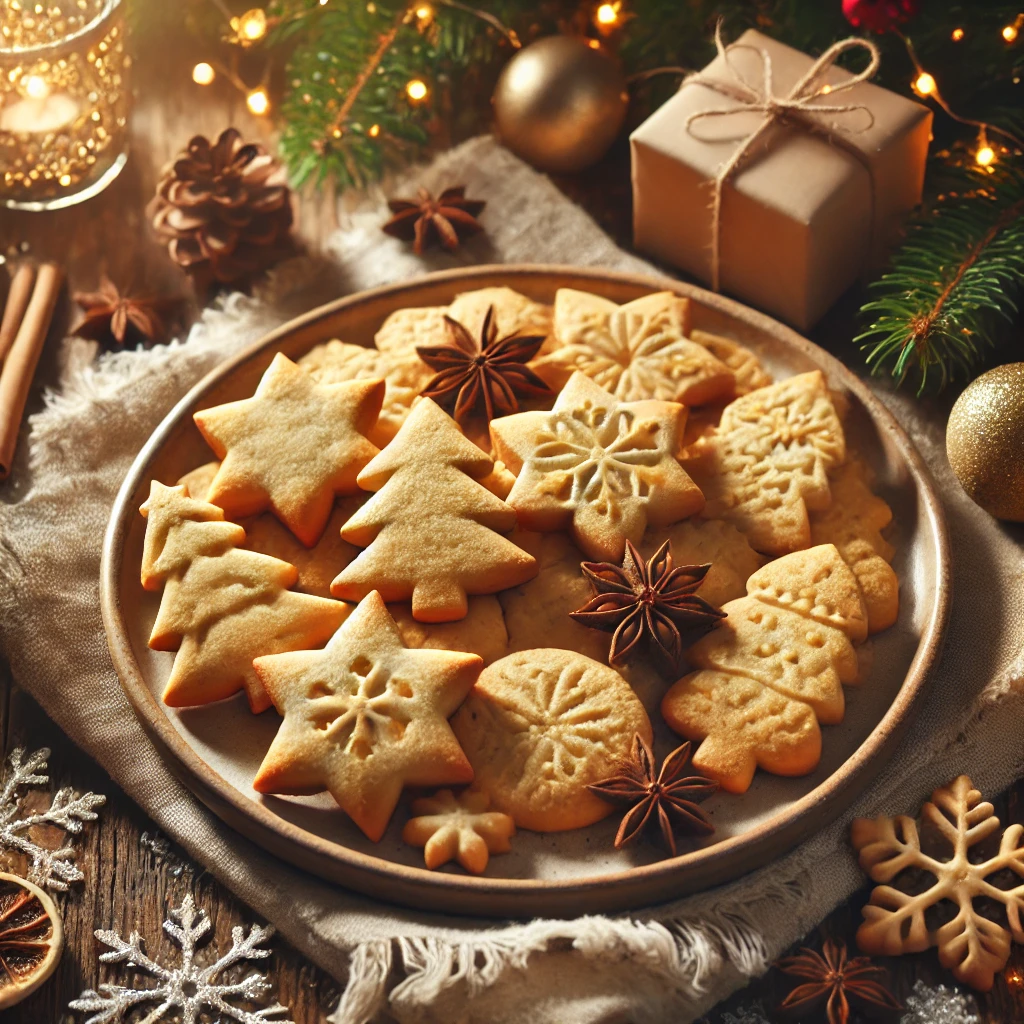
[0,76,81,133]
[1,0,130,210]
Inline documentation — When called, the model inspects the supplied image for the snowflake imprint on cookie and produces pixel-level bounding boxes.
[492,372,703,561]
[69,894,292,1023]
[538,289,734,405]
[453,648,651,831]
[0,747,105,892]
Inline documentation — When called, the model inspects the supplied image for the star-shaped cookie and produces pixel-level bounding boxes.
[490,371,705,562]
[193,352,384,546]
[252,591,481,841]
[534,290,735,406]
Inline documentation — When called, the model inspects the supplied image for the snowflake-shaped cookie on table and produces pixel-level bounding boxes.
[0,747,105,891]
[70,894,292,1024]
[852,774,1024,992]
[491,371,704,562]
[536,289,735,406]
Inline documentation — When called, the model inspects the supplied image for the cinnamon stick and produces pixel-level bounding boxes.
[0,262,63,481]
[0,262,37,366]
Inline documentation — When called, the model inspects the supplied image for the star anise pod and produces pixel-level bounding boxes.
[587,733,717,856]
[778,938,902,1024]
[382,185,485,254]
[416,305,552,422]
[73,277,179,346]
[570,539,726,674]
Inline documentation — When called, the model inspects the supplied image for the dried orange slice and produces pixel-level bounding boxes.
[0,872,63,1009]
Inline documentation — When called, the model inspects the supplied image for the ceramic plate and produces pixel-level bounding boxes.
[101,265,950,917]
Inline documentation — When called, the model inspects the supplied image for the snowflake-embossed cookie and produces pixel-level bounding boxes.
[491,371,704,562]
[685,371,846,555]
[451,648,652,831]
[535,289,734,406]
[253,591,480,841]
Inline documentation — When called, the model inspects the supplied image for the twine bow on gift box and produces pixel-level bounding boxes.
[685,27,881,291]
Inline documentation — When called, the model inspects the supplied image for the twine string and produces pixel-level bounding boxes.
[683,25,882,291]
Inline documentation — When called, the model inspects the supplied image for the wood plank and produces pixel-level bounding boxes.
[0,663,336,1023]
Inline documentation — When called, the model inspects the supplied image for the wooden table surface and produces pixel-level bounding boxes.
[3,16,1024,1024]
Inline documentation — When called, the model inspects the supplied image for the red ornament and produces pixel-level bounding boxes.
[842,0,920,33]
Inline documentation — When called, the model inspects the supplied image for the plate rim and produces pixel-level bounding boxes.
[101,263,951,917]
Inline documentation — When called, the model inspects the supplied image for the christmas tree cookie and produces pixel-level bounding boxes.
[490,371,704,562]
[252,591,480,841]
[193,352,384,546]
[685,371,846,555]
[662,543,869,793]
[331,398,537,622]
[809,458,899,633]
[140,481,345,713]
[535,289,735,406]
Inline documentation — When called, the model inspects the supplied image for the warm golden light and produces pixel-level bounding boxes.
[951,27,964,41]
[24,74,49,100]
[246,87,270,115]
[914,72,936,96]
[192,62,215,86]
[820,83,832,94]
[238,8,268,41]
[976,144,996,166]
[1003,24,1019,42]
[415,4,433,19]
[595,3,619,25]
[368,123,381,137]
[405,78,428,101]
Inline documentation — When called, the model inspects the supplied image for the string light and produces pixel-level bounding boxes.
[951,27,964,42]
[405,78,428,101]
[897,30,1024,170]
[595,3,619,26]
[236,8,268,42]
[368,123,381,137]
[975,126,996,167]
[246,87,270,115]
[415,4,433,19]
[1004,25,1019,42]
[192,62,215,86]
[913,72,936,97]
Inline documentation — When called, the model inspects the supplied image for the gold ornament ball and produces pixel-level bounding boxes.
[493,36,628,174]
[946,362,1024,521]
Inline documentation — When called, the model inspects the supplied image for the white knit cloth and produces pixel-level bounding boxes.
[1,137,1022,1024]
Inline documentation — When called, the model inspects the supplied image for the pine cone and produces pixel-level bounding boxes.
[148,128,293,291]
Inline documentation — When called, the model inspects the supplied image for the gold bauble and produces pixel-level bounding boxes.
[493,36,628,174]
[946,362,1024,521]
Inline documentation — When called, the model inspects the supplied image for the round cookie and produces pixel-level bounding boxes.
[451,648,652,832]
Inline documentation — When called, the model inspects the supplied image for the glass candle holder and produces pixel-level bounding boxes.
[1,0,131,211]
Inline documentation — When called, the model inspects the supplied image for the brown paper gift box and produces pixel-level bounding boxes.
[630,29,932,330]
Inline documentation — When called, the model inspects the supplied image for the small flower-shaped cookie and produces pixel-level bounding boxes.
[403,789,515,874]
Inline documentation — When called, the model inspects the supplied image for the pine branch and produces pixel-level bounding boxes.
[855,160,1024,393]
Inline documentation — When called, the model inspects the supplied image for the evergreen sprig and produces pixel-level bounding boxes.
[856,160,1024,393]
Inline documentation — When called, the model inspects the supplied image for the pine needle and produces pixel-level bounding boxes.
[855,161,1024,393]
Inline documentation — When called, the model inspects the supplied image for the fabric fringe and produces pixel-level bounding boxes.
[329,898,786,1023]
[329,940,393,1024]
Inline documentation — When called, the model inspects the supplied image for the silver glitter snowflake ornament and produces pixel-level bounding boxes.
[0,746,105,891]
[70,894,294,1024]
